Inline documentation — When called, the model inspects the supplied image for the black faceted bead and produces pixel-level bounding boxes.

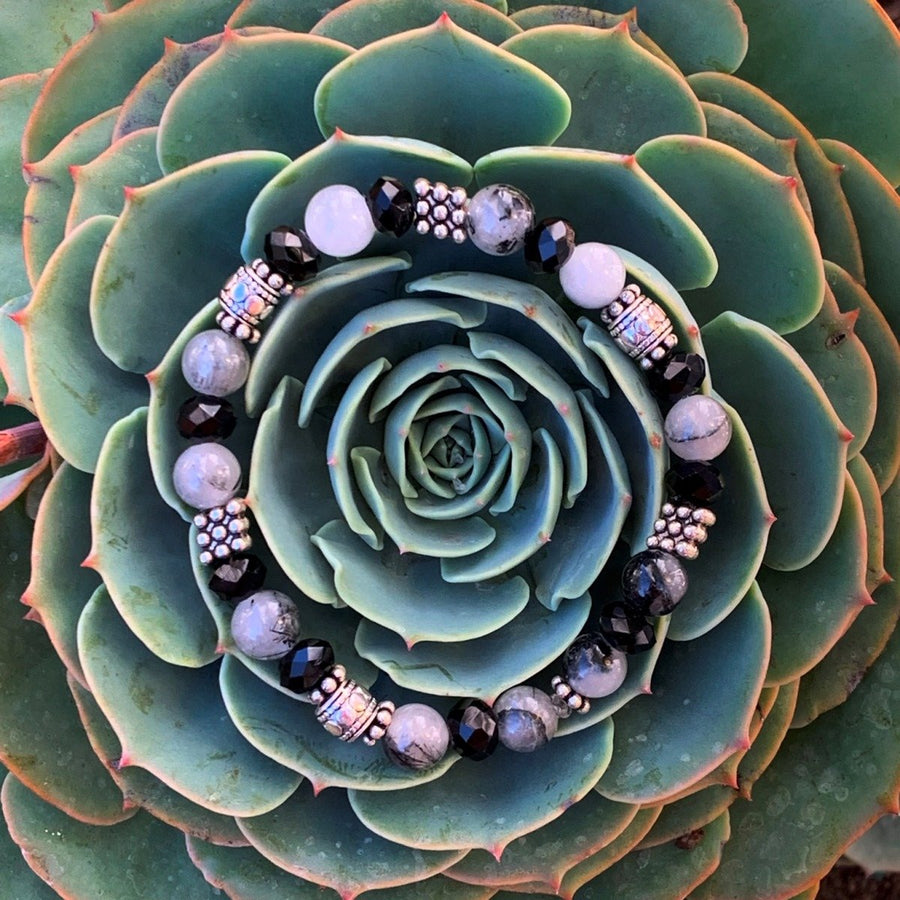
[647,352,706,407]
[279,639,335,695]
[622,550,688,616]
[176,394,237,440]
[447,698,499,761]
[598,600,656,654]
[665,460,725,505]
[523,217,576,273]
[209,554,266,598]
[367,176,414,237]
[264,225,320,282]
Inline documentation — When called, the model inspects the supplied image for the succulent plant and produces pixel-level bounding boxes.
[1,1,898,898]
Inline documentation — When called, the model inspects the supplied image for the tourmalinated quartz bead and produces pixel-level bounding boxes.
[217,258,292,344]
[646,502,717,560]
[279,639,334,698]
[173,442,241,509]
[230,590,301,660]
[311,665,394,744]
[209,553,266,598]
[304,184,376,257]
[599,284,678,370]
[383,703,451,770]
[264,225,320,283]
[664,394,732,461]
[194,498,251,565]
[559,242,627,309]
[523,217,576,273]
[447,698,499,761]
[550,675,590,714]
[598,601,656,654]
[176,395,236,440]
[664,460,725,506]
[181,329,250,397]
[494,685,559,752]
[562,634,628,698]
[413,178,468,243]
[648,352,706,406]
[622,549,688,616]
[465,183,534,255]
[367,176,414,236]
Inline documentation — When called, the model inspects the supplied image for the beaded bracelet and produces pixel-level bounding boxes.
[171,176,731,770]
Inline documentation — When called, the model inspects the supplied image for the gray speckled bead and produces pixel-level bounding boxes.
[563,635,628,698]
[173,442,241,509]
[181,329,250,397]
[466,184,534,256]
[231,590,300,660]
[494,685,558,752]
[383,703,449,770]
[664,395,732,461]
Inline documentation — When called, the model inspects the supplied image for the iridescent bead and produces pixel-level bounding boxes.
[465,184,534,256]
[648,352,706,407]
[562,634,628,698]
[524,217,575,273]
[383,703,450,770]
[279,639,334,697]
[622,549,688,616]
[367,176,414,236]
[304,184,375,257]
[447,698,499,761]
[664,395,732,461]
[172,442,241,509]
[559,242,627,309]
[230,590,301,660]
[264,225,320,282]
[181,329,250,397]
[494,685,558,753]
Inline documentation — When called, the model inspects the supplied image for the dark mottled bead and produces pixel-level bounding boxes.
[447,698,499,761]
[562,633,627,698]
[367,176,415,236]
[648,352,706,407]
[622,549,688,616]
[208,553,266,598]
[264,225,320,281]
[523,217,576,273]
[279,639,335,696]
[598,600,656,654]
[665,460,725,506]
[176,394,237,440]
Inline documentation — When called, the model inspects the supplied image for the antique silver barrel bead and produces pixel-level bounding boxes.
[217,258,293,344]
[311,664,395,743]
[600,283,678,370]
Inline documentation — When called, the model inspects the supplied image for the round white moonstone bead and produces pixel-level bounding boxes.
[304,184,376,257]
[664,395,733,461]
[173,442,241,509]
[558,242,627,309]
[383,704,450,770]
[231,590,301,660]
[181,329,250,397]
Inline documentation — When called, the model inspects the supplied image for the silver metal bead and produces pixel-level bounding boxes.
[315,668,382,742]
[433,223,449,240]
[646,500,717,561]
[659,537,676,552]
[194,498,251,565]
[692,508,717,526]
[646,535,660,549]
[451,228,467,243]
[599,284,675,366]
[414,178,430,198]
[675,541,700,560]
[217,259,291,344]
[412,178,468,243]
[662,502,675,517]
[654,519,667,533]
[666,520,683,536]
[432,203,448,222]
[683,523,708,543]
[676,506,693,521]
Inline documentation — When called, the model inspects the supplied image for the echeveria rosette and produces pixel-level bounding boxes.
[0,1,898,898]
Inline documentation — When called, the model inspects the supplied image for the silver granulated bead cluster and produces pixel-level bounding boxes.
[646,502,717,560]
[549,675,591,714]
[413,178,469,243]
[217,258,293,344]
[310,664,395,745]
[600,283,679,370]
[194,498,252,565]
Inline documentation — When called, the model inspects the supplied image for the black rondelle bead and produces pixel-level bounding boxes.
[176,394,237,440]
[447,698,499,761]
[279,639,335,695]
[209,553,266,598]
[523,217,576,273]
[665,460,725,505]
[598,600,656,654]
[622,549,688,616]
[367,176,414,237]
[647,352,706,407]
[264,225,320,282]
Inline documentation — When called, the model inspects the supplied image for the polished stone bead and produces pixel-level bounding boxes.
[231,590,300,660]
[494,685,558,752]
[665,460,725,506]
[523,217,575,273]
[383,703,450,770]
[598,601,656,654]
[664,394,732,461]
[622,549,688,616]
[367,176,414,236]
[447,698,499,761]
[648,352,706,406]
[181,329,250,398]
[466,183,534,255]
[173,442,241,509]
[304,183,375,257]
[264,225,320,281]
[279,639,334,697]
[559,242,627,309]
[176,395,236,440]
[209,553,266,598]
[563,633,628,698]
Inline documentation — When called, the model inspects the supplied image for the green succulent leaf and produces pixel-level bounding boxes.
[848,455,889,594]
[637,785,736,850]
[0,295,34,410]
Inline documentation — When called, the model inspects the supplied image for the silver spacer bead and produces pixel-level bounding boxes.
[646,501,716,559]
[599,284,677,367]
[550,675,591,714]
[412,178,469,243]
[217,258,293,344]
[194,498,251,565]
[362,700,396,746]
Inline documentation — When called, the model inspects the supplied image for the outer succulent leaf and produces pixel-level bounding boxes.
[312,0,522,47]
[827,262,900,493]
[314,16,571,162]
[66,127,162,231]
[637,785,735,850]
[361,876,498,900]
[226,0,348,30]
[734,0,900,185]
[78,587,301,815]
[22,216,148,474]
[90,407,218,665]
[636,135,824,333]
[0,445,50,514]
[238,783,467,898]
[702,312,849,571]
[348,719,614,854]
[502,24,705,153]
[595,584,770,804]
[0,295,34,410]
[846,813,900,875]
[847,455,889,593]
[92,150,289,373]
[688,71,864,282]
[157,32,353,173]
[2,774,221,899]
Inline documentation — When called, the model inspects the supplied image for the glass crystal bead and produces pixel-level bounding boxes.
[176,395,236,440]
[598,601,656,654]
[304,183,375,257]
[664,394,732,461]
[279,639,334,697]
[622,549,688,616]
[562,633,628,698]
[466,183,534,255]
[172,442,241,509]
[665,460,725,505]
[494,685,558,753]
[367,176,414,236]
[264,225,320,282]
[648,352,706,406]
[231,590,301,660]
[523,217,576,273]
[209,553,266,598]
[559,242,627,309]
[383,703,450,770]
[181,329,250,398]
[447,698,499,761]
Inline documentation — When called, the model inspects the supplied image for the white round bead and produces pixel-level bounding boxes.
[383,704,450,770]
[494,685,559,752]
[466,184,534,256]
[664,395,733,461]
[181,329,250,397]
[173,442,241,508]
[231,590,300,660]
[304,184,375,257]
[558,242,627,309]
